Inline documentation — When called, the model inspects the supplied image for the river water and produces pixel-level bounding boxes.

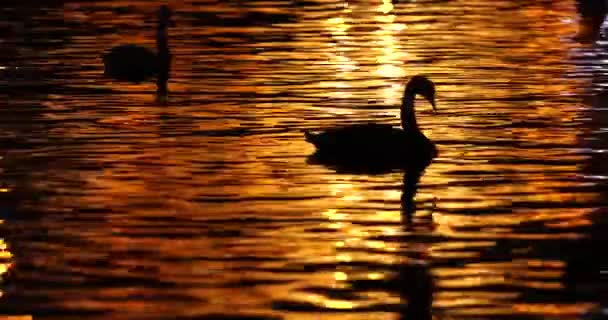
[0,0,607,319]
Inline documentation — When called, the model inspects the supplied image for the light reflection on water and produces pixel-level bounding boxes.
[0,0,607,319]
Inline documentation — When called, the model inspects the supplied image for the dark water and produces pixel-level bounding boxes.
[0,0,607,319]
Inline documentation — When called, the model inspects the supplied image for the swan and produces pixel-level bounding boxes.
[102,5,173,85]
[305,75,437,171]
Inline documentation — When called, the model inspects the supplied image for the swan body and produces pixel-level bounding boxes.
[103,44,158,82]
[305,75,437,171]
[102,5,172,84]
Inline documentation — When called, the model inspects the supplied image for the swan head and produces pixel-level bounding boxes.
[404,75,436,112]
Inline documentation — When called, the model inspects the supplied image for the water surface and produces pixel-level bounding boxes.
[0,0,607,319]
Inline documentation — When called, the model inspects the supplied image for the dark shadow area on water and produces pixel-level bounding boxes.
[527,3,608,318]
[562,4,608,316]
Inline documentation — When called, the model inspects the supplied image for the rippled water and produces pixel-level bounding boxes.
[0,0,607,319]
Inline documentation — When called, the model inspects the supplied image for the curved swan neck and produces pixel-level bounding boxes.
[156,6,172,56]
[156,7,172,100]
[401,91,419,131]
[156,21,169,56]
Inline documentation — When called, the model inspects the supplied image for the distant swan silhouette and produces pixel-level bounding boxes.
[102,5,172,90]
[305,75,437,171]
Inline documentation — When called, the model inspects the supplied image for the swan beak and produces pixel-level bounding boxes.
[429,97,436,113]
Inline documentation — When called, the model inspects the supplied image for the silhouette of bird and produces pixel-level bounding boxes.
[305,75,437,172]
[102,5,173,87]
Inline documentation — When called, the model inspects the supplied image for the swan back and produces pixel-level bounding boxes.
[305,123,436,171]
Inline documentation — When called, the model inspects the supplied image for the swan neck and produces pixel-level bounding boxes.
[156,23,169,56]
[156,19,171,100]
[401,91,419,131]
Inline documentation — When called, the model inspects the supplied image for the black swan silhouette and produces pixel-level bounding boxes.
[102,5,172,96]
[305,75,437,172]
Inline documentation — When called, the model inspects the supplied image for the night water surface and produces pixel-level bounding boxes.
[0,0,607,319]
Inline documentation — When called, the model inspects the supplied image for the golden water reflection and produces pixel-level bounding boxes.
[0,0,605,319]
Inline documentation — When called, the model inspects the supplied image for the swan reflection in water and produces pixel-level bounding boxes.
[396,169,435,320]
[306,160,435,319]
[306,75,438,319]
[102,5,173,103]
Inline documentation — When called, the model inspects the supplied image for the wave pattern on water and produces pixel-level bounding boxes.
[0,0,607,319]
